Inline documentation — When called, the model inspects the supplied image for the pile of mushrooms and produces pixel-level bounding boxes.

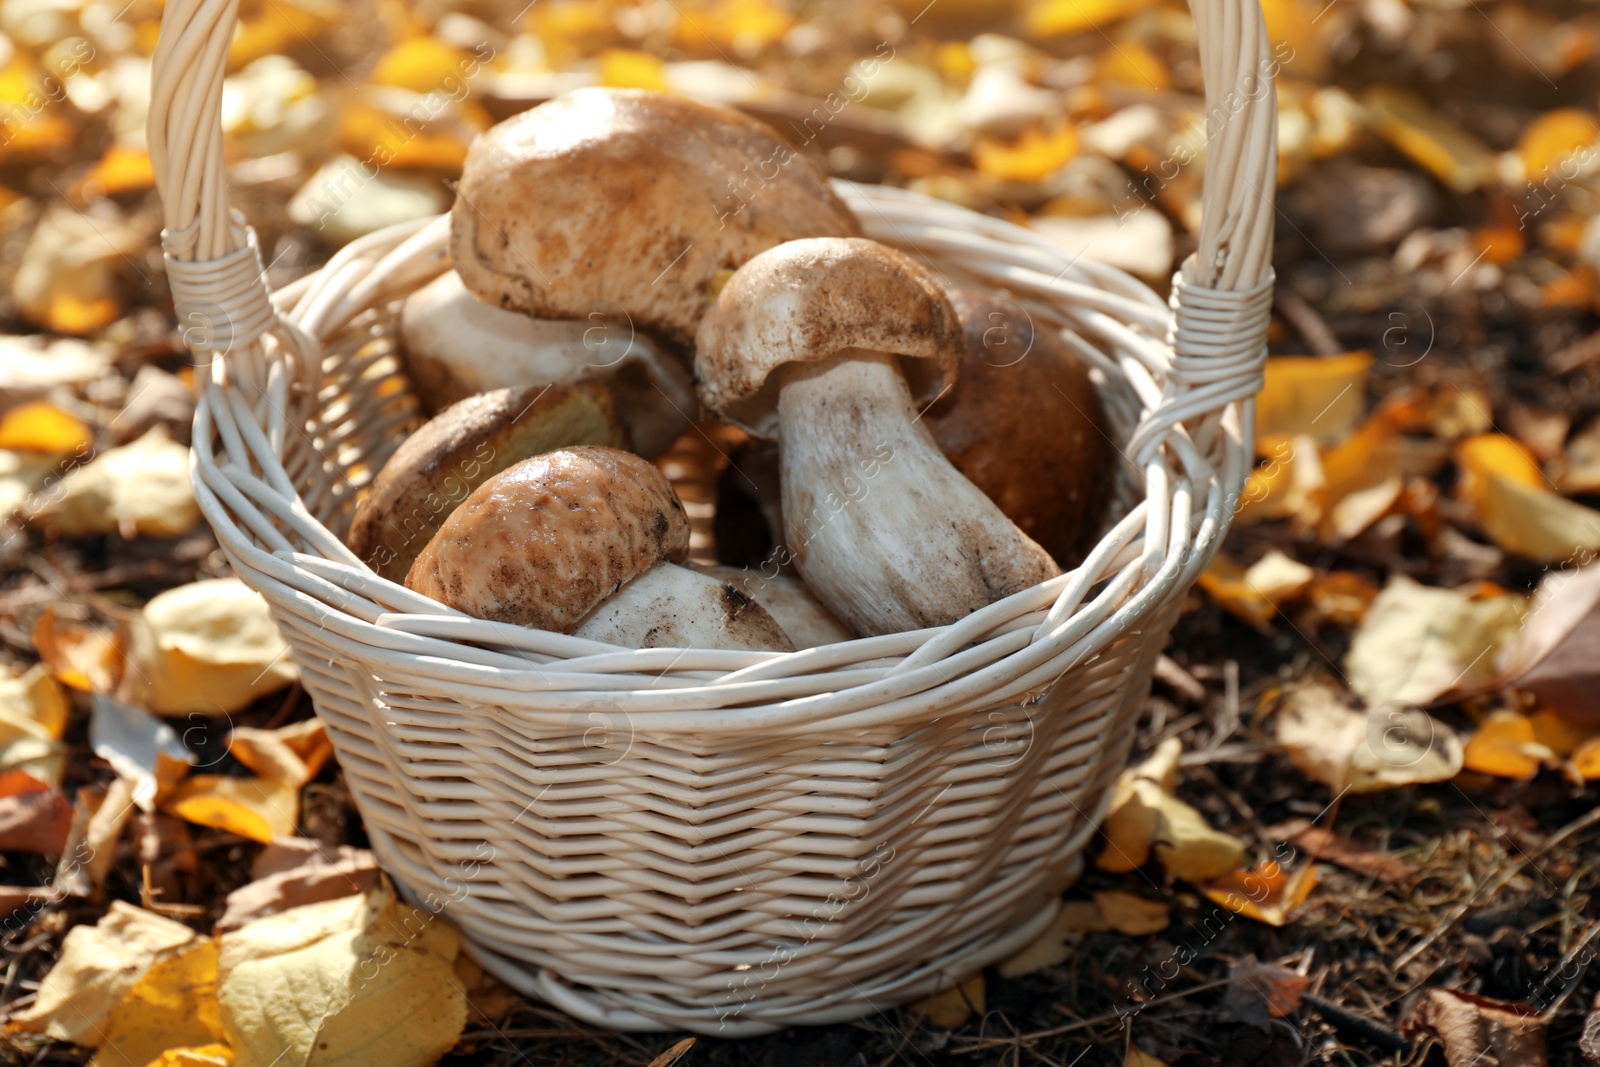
[350,87,1108,653]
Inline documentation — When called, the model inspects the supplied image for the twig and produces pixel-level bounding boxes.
[949,976,1234,1051]
[1551,328,1600,374]
[1301,993,1410,1053]
[1274,288,1343,356]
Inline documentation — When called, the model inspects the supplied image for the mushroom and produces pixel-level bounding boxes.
[398,269,695,457]
[449,87,861,349]
[406,447,794,652]
[696,565,856,649]
[923,289,1111,566]
[695,237,1061,636]
[348,383,626,583]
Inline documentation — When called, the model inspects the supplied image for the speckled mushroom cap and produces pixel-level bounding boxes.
[694,237,964,438]
[449,88,861,348]
[406,446,690,631]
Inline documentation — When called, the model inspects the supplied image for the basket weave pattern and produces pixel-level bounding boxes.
[149,0,1277,1036]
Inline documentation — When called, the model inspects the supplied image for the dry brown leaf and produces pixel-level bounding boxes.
[55,778,137,898]
[227,719,330,787]
[1345,576,1524,709]
[33,606,124,694]
[87,939,224,1067]
[0,336,111,405]
[1483,561,1600,723]
[1225,955,1311,1025]
[217,838,380,932]
[6,901,198,1046]
[13,205,143,335]
[123,579,297,717]
[1406,989,1547,1067]
[27,427,199,539]
[1276,684,1462,793]
[217,882,467,1067]
[0,770,72,853]
[1098,739,1245,881]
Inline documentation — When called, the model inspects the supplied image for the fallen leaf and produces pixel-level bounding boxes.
[217,837,381,932]
[1092,890,1169,936]
[162,775,299,844]
[13,204,144,335]
[123,579,297,717]
[55,778,137,898]
[1405,989,1547,1067]
[27,427,200,539]
[1457,434,1600,563]
[88,939,224,1067]
[1025,0,1159,36]
[973,124,1079,183]
[0,336,112,405]
[0,662,70,786]
[1125,1049,1169,1067]
[1200,862,1318,927]
[1255,353,1372,443]
[369,37,473,93]
[1098,739,1245,881]
[141,1046,234,1067]
[1276,684,1463,793]
[1272,821,1417,883]
[1225,955,1310,1026]
[0,771,72,853]
[997,900,1103,978]
[1238,434,1324,526]
[0,449,59,518]
[89,694,195,811]
[217,882,467,1067]
[1573,737,1600,780]
[1362,86,1498,193]
[1301,570,1380,627]
[1527,707,1599,758]
[1318,413,1403,542]
[7,901,198,1046]
[80,143,156,198]
[227,719,330,787]
[914,973,984,1029]
[33,606,124,694]
[0,401,92,454]
[1462,710,1553,779]
[1345,576,1525,708]
[598,49,668,91]
[1199,550,1314,628]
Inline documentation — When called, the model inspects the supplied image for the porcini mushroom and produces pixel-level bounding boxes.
[449,87,862,349]
[924,289,1111,566]
[348,383,625,582]
[695,237,1061,636]
[696,565,856,649]
[398,270,695,457]
[406,447,794,652]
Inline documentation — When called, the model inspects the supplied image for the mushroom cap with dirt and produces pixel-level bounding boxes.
[695,237,1061,637]
[398,269,696,457]
[347,383,625,583]
[406,446,793,652]
[924,289,1111,567]
[450,87,862,349]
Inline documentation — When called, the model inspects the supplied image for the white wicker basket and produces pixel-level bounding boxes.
[148,0,1276,1036]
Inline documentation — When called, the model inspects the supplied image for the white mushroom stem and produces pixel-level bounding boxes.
[573,563,795,651]
[776,350,1060,636]
[696,565,856,649]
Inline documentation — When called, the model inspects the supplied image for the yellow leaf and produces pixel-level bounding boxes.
[1098,739,1245,881]
[973,125,1079,183]
[0,400,92,454]
[914,973,984,1029]
[1026,0,1159,37]
[1462,710,1552,779]
[230,1,328,70]
[1573,736,1600,780]
[228,719,331,787]
[1092,890,1169,936]
[27,428,199,539]
[33,606,123,694]
[672,0,793,56]
[1096,42,1169,90]
[1346,576,1525,708]
[1457,433,1544,511]
[1199,550,1313,629]
[1256,353,1373,443]
[162,775,299,844]
[598,49,668,91]
[1199,862,1317,927]
[1239,434,1324,526]
[1259,0,1331,77]
[1127,1048,1170,1067]
[370,37,471,93]
[13,205,140,335]
[1528,707,1598,759]
[1458,437,1600,560]
[88,940,224,1067]
[1516,109,1600,180]
[7,902,198,1046]
[1302,570,1380,626]
[0,663,70,787]
[83,144,157,198]
[123,578,297,717]
[1276,684,1463,793]
[1362,86,1498,193]
[337,92,483,172]
[997,901,1102,978]
[141,1046,234,1067]
[1319,413,1402,542]
[0,59,76,158]
[217,883,466,1067]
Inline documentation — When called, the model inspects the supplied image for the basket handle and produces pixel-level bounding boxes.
[149,0,1275,384]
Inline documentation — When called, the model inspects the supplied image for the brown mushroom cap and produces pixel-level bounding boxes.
[450,88,861,348]
[405,446,690,630]
[924,290,1111,566]
[694,237,963,438]
[348,383,626,583]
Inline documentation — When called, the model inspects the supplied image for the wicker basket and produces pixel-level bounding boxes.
[148,0,1276,1037]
